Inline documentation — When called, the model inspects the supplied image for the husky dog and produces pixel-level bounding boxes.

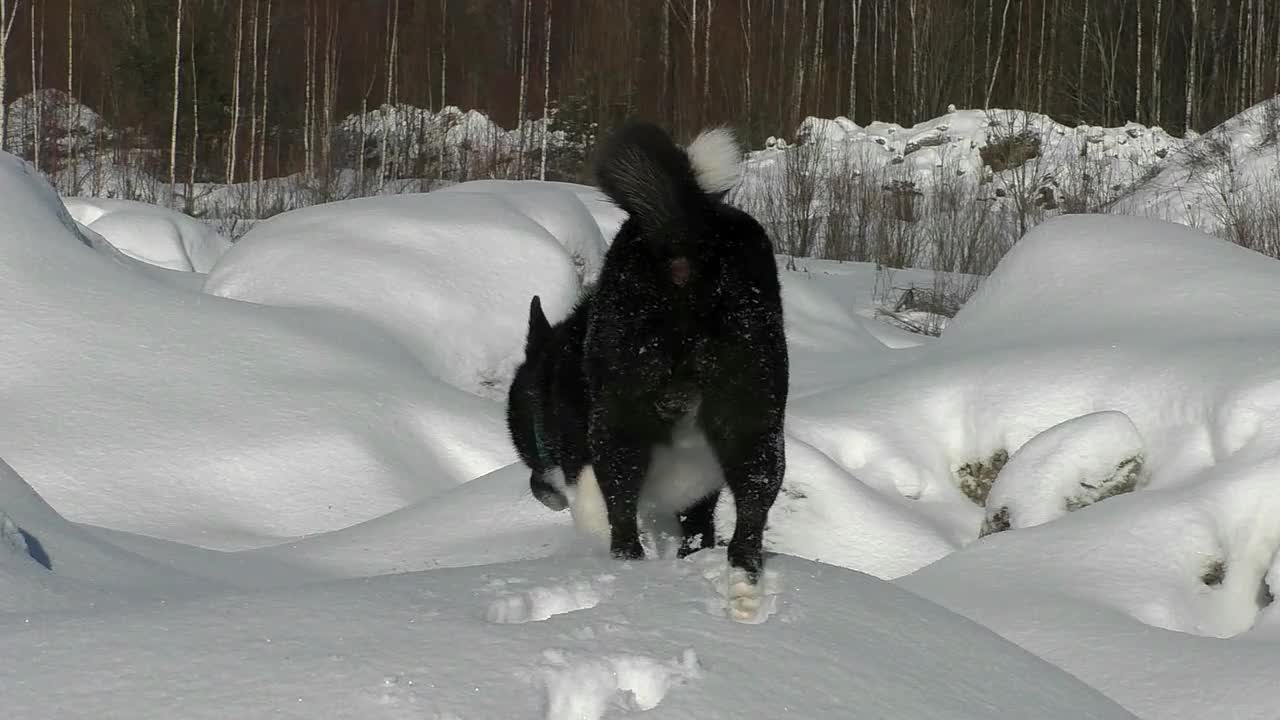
[507,121,788,618]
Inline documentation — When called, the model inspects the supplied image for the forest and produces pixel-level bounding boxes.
[0,0,1276,184]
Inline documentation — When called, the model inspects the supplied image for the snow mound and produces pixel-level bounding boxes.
[1117,98,1280,235]
[740,107,1181,220]
[436,179,609,279]
[0,552,1136,720]
[63,197,232,272]
[981,410,1147,536]
[0,151,509,548]
[768,214,1280,718]
[204,188,586,397]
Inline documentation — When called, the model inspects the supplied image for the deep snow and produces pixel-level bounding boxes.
[1,143,1279,718]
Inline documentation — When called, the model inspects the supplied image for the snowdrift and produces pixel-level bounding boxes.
[64,196,232,272]
[1117,97,1280,234]
[0,548,1135,720]
[0,152,509,548]
[5,135,1280,718]
[203,182,597,398]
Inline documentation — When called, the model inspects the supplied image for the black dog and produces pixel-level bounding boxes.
[507,121,788,618]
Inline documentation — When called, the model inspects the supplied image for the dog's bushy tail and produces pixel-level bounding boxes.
[595,121,742,231]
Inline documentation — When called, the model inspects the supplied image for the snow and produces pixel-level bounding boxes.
[204,182,595,397]
[4,137,1280,718]
[0,153,508,548]
[63,196,232,272]
[1118,98,1280,234]
[740,107,1181,216]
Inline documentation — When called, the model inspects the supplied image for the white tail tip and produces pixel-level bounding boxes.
[686,127,743,195]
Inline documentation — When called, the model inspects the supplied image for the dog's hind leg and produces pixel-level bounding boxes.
[590,422,652,561]
[702,414,784,620]
[677,492,719,558]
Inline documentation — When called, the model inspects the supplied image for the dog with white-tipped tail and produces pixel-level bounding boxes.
[507,122,788,622]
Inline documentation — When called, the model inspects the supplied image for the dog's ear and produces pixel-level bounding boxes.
[525,296,553,356]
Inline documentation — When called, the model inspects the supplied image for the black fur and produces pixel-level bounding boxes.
[507,120,788,582]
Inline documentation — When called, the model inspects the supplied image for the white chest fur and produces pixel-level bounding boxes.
[568,407,725,545]
[641,408,725,512]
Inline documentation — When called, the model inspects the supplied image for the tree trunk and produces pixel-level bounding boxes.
[985,0,1013,108]
[1078,0,1089,120]
[29,0,38,170]
[1135,0,1143,122]
[169,0,184,206]
[228,0,243,184]
[848,0,860,119]
[1186,0,1197,132]
[187,24,199,210]
[248,0,260,193]
[379,0,399,188]
[257,0,273,206]
[1152,0,1162,123]
[1037,0,1047,112]
[516,0,530,177]
[302,0,313,179]
[65,0,75,193]
[0,0,20,155]
[704,0,714,109]
[540,0,551,181]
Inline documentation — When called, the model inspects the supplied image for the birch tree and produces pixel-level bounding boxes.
[1078,0,1089,120]
[1152,0,1162,123]
[1135,0,1143,122]
[66,0,75,192]
[227,0,243,183]
[186,24,199,209]
[984,0,1012,108]
[704,0,714,106]
[1185,0,1197,131]
[379,0,400,188]
[539,0,551,181]
[30,0,42,171]
[847,0,861,119]
[0,0,19,154]
[256,0,273,205]
[169,0,184,206]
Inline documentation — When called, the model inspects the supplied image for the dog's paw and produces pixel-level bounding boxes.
[701,560,779,624]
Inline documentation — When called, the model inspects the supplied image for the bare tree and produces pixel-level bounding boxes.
[301,0,314,179]
[1151,0,1162,123]
[256,0,273,205]
[187,23,199,209]
[984,0,1012,108]
[1135,0,1143,121]
[740,0,753,128]
[379,0,400,188]
[540,0,552,181]
[29,0,41,171]
[248,0,260,191]
[847,0,861,119]
[516,0,530,176]
[0,0,20,154]
[169,0,184,206]
[66,0,76,192]
[227,0,244,183]
[704,0,714,107]
[1185,0,1197,132]
[1077,0,1089,120]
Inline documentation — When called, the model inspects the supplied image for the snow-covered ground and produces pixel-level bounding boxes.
[3,143,1280,717]
[1117,98,1280,239]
